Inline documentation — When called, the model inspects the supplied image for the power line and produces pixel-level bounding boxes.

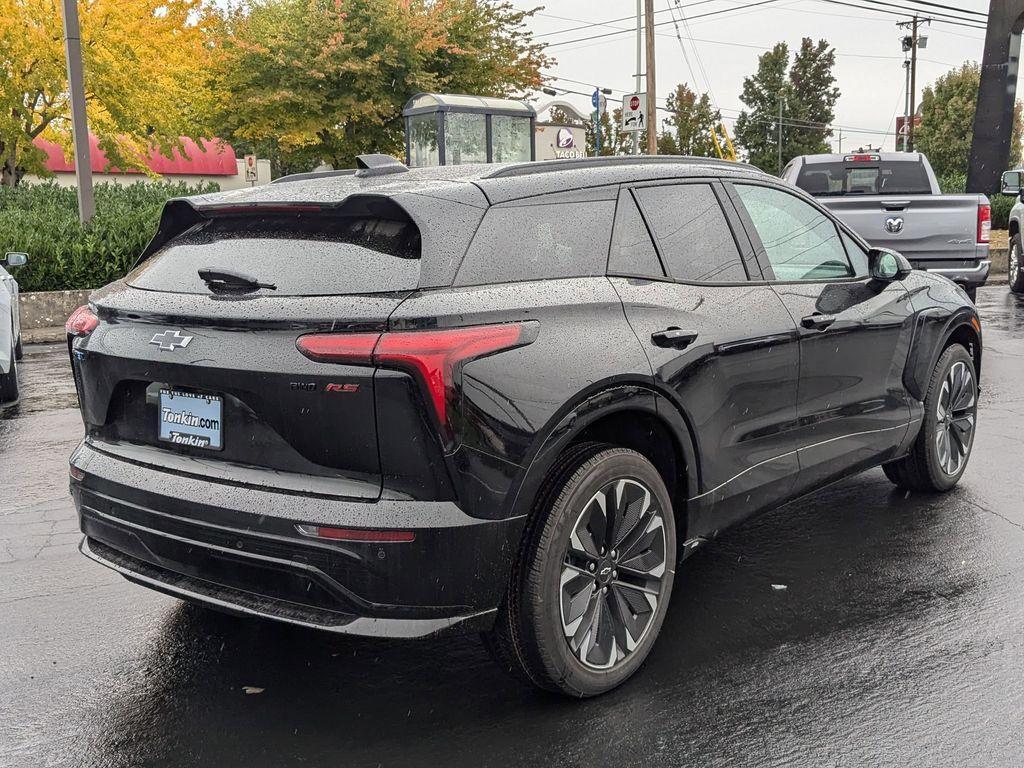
[811,0,987,29]
[545,0,785,48]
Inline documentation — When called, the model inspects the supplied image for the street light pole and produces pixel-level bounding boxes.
[61,0,94,224]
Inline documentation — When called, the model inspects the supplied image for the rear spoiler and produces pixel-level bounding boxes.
[133,195,412,269]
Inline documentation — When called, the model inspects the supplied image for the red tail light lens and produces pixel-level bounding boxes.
[66,305,99,337]
[296,321,538,432]
[977,203,991,244]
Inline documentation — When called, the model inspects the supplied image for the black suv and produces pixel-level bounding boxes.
[67,155,982,697]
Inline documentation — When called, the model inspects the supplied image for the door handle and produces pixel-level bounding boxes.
[651,328,699,349]
[801,314,836,331]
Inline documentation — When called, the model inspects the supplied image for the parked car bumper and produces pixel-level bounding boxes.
[912,259,991,287]
[70,440,524,638]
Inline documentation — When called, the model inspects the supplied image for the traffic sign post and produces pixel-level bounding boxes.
[244,154,258,185]
[621,93,646,134]
[592,89,608,157]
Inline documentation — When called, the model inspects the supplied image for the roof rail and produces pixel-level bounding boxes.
[354,154,409,177]
[270,169,357,185]
[483,155,760,180]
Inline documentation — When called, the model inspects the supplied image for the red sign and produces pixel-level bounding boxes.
[629,95,641,111]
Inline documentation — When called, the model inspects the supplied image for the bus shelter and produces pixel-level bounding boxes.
[402,93,536,167]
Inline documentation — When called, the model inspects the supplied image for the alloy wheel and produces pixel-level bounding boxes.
[559,478,667,670]
[935,360,976,476]
[1011,243,1020,284]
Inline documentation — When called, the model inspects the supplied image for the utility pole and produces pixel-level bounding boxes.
[644,0,657,155]
[634,0,642,155]
[902,59,912,152]
[838,129,843,154]
[774,94,782,175]
[61,0,94,224]
[898,15,930,152]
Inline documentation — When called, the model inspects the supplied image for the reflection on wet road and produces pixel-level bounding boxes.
[2,287,1023,767]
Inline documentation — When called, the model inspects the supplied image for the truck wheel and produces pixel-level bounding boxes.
[1009,234,1024,294]
[964,286,977,303]
[0,336,19,405]
[14,335,23,361]
[883,344,977,492]
[484,444,676,697]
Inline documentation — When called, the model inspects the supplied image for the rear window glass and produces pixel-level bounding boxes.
[455,199,615,285]
[127,213,422,296]
[796,161,931,196]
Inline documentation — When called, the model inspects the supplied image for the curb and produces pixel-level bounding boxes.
[24,326,67,344]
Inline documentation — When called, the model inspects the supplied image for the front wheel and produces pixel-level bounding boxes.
[1009,234,1024,294]
[0,337,19,405]
[485,445,676,697]
[883,343,977,492]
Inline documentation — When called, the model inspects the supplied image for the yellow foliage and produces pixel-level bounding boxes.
[0,0,211,183]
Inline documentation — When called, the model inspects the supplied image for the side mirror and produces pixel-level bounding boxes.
[869,248,912,281]
[1001,170,1022,196]
[2,252,28,268]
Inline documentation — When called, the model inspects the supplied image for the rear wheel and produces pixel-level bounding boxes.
[14,335,22,361]
[0,336,19,404]
[485,444,676,697]
[1009,234,1024,294]
[883,343,976,492]
[963,285,977,303]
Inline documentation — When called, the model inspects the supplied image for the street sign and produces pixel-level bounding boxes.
[244,154,257,183]
[591,89,607,115]
[621,93,646,133]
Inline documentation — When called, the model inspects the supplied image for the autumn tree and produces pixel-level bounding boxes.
[734,39,839,173]
[659,83,720,156]
[0,0,211,186]
[209,0,548,173]
[916,61,1023,178]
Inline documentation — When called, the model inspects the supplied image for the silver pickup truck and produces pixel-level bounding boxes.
[782,152,991,300]
[998,169,1024,293]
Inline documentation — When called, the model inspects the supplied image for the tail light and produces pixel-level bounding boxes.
[66,305,99,336]
[977,203,991,244]
[296,321,539,437]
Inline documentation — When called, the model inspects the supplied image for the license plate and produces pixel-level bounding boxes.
[158,389,223,450]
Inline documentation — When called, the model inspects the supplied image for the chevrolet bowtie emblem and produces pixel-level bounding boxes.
[149,330,194,351]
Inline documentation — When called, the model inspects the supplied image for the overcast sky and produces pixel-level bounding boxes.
[516,0,991,152]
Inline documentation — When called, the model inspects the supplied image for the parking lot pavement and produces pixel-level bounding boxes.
[2,286,1023,768]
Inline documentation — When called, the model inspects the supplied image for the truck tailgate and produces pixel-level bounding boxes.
[820,194,986,262]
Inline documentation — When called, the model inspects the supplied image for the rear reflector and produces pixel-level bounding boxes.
[977,203,991,244]
[296,322,538,433]
[65,305,99,337]
[295,524,415,543]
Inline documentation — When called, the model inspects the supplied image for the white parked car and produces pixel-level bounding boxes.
[1,252,28,404]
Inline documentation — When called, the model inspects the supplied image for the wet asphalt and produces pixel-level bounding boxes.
[2,285,1023,768]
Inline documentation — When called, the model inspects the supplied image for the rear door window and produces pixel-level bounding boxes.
[128,212,422,295]
[634,183,748,283]
[608,190,665,278]
[455,196,616,286]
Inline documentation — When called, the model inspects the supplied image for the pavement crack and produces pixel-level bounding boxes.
[965,499,1024,536]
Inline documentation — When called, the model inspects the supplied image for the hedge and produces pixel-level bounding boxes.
[938,172,1014,230]
[0,180,218,293]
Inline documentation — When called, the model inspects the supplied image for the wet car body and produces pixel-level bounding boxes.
[67,156,982,643]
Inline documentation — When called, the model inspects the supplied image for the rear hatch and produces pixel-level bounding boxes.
[796,157,986,261]
[75,197,434,500]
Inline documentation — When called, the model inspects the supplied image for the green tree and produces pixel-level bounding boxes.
[787,38,839,157]
[662,83,720,156]
[208,0,548,174]
[916,62,1023,178]
[734,39,839,173]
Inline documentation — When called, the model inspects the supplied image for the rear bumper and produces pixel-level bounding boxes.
[70,440,524,638]
[914,259,991,286]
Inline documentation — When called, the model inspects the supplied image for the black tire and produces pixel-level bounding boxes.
[1009,234,1024,294]
[964,285,977,304]
[14,335,22,361]
[883,343,977,492]
[484,443,677,697]
[0,336,19,405]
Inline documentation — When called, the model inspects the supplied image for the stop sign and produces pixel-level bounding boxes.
[629,95,641,111]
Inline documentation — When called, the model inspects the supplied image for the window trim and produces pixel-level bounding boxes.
[617,178,763,286]
[725,179,865,285]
